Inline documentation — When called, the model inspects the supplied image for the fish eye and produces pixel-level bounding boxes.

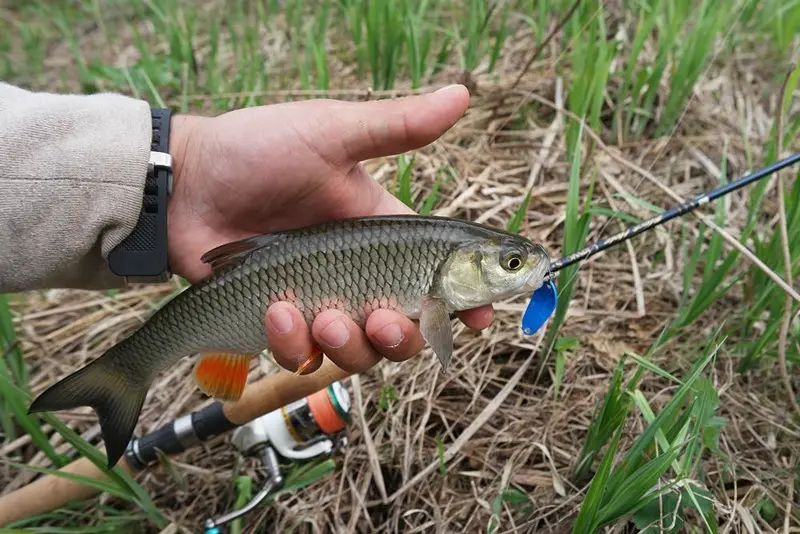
[503,253,523,271]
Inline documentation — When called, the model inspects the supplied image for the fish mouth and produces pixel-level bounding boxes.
[522,256,551,292]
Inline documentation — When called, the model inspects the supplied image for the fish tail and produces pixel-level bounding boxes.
[28,345,150,469]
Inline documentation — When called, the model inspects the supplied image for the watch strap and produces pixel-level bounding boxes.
[108,108,173,283]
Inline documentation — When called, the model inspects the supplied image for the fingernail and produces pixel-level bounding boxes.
[319,318,350,348]
[373,322,403,348]
[435,84,462,93]
[295,356,316,376]
[267,308,293,334]
[295,345,321,375]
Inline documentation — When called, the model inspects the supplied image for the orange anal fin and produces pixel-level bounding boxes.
[193,353,252,402]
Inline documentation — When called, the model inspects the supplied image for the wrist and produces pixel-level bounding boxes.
[168,114,197,196]
[166,114,206,282]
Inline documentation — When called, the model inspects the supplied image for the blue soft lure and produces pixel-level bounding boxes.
[521,280,558,336]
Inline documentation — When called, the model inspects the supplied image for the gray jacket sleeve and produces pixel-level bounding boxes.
[0,82,152,292]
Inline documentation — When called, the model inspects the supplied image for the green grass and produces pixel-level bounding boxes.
[2,0,800,531]
[393,153,453,215]
[665,147,742,339]
[572,333,725,533]
[734,68,800,372]
[4,506,152,533]
[0,294,63,463]
[545,121,596,353]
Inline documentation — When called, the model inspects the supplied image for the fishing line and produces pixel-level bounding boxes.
[522,152,800,335]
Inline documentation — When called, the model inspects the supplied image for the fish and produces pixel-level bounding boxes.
[28,215,551,468]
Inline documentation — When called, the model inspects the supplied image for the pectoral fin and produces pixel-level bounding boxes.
[201,234,285,272]
[419,297,454,371]
[193,353,252,402]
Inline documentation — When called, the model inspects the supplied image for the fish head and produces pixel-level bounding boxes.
[437,235,550,310]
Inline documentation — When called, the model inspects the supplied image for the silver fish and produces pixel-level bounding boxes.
[29,215,550,467]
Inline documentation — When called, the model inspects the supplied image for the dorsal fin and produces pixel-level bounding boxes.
[200,233,285,272]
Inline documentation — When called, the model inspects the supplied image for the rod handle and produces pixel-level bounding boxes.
[0,455,133,526]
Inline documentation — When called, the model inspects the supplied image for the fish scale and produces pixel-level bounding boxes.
[28,215,550,469]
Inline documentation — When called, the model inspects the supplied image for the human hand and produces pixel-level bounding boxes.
[166,85,493,375]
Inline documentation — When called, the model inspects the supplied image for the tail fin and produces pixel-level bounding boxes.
[28,348,150,468]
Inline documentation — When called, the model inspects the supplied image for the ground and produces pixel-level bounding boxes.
[1,1,799,533]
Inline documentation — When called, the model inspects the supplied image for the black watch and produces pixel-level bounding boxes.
[108,108,173,284]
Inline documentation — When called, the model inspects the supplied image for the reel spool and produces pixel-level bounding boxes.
[233,381,350,460]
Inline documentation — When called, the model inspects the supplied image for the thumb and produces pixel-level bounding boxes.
[336,84,470,165]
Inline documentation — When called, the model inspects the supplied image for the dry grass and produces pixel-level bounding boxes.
[2,1,800,533]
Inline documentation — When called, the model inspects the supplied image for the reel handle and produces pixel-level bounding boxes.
[203,446,283,534]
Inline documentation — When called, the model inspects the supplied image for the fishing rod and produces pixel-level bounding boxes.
[546,151,800,277]
[1,152,799,527]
